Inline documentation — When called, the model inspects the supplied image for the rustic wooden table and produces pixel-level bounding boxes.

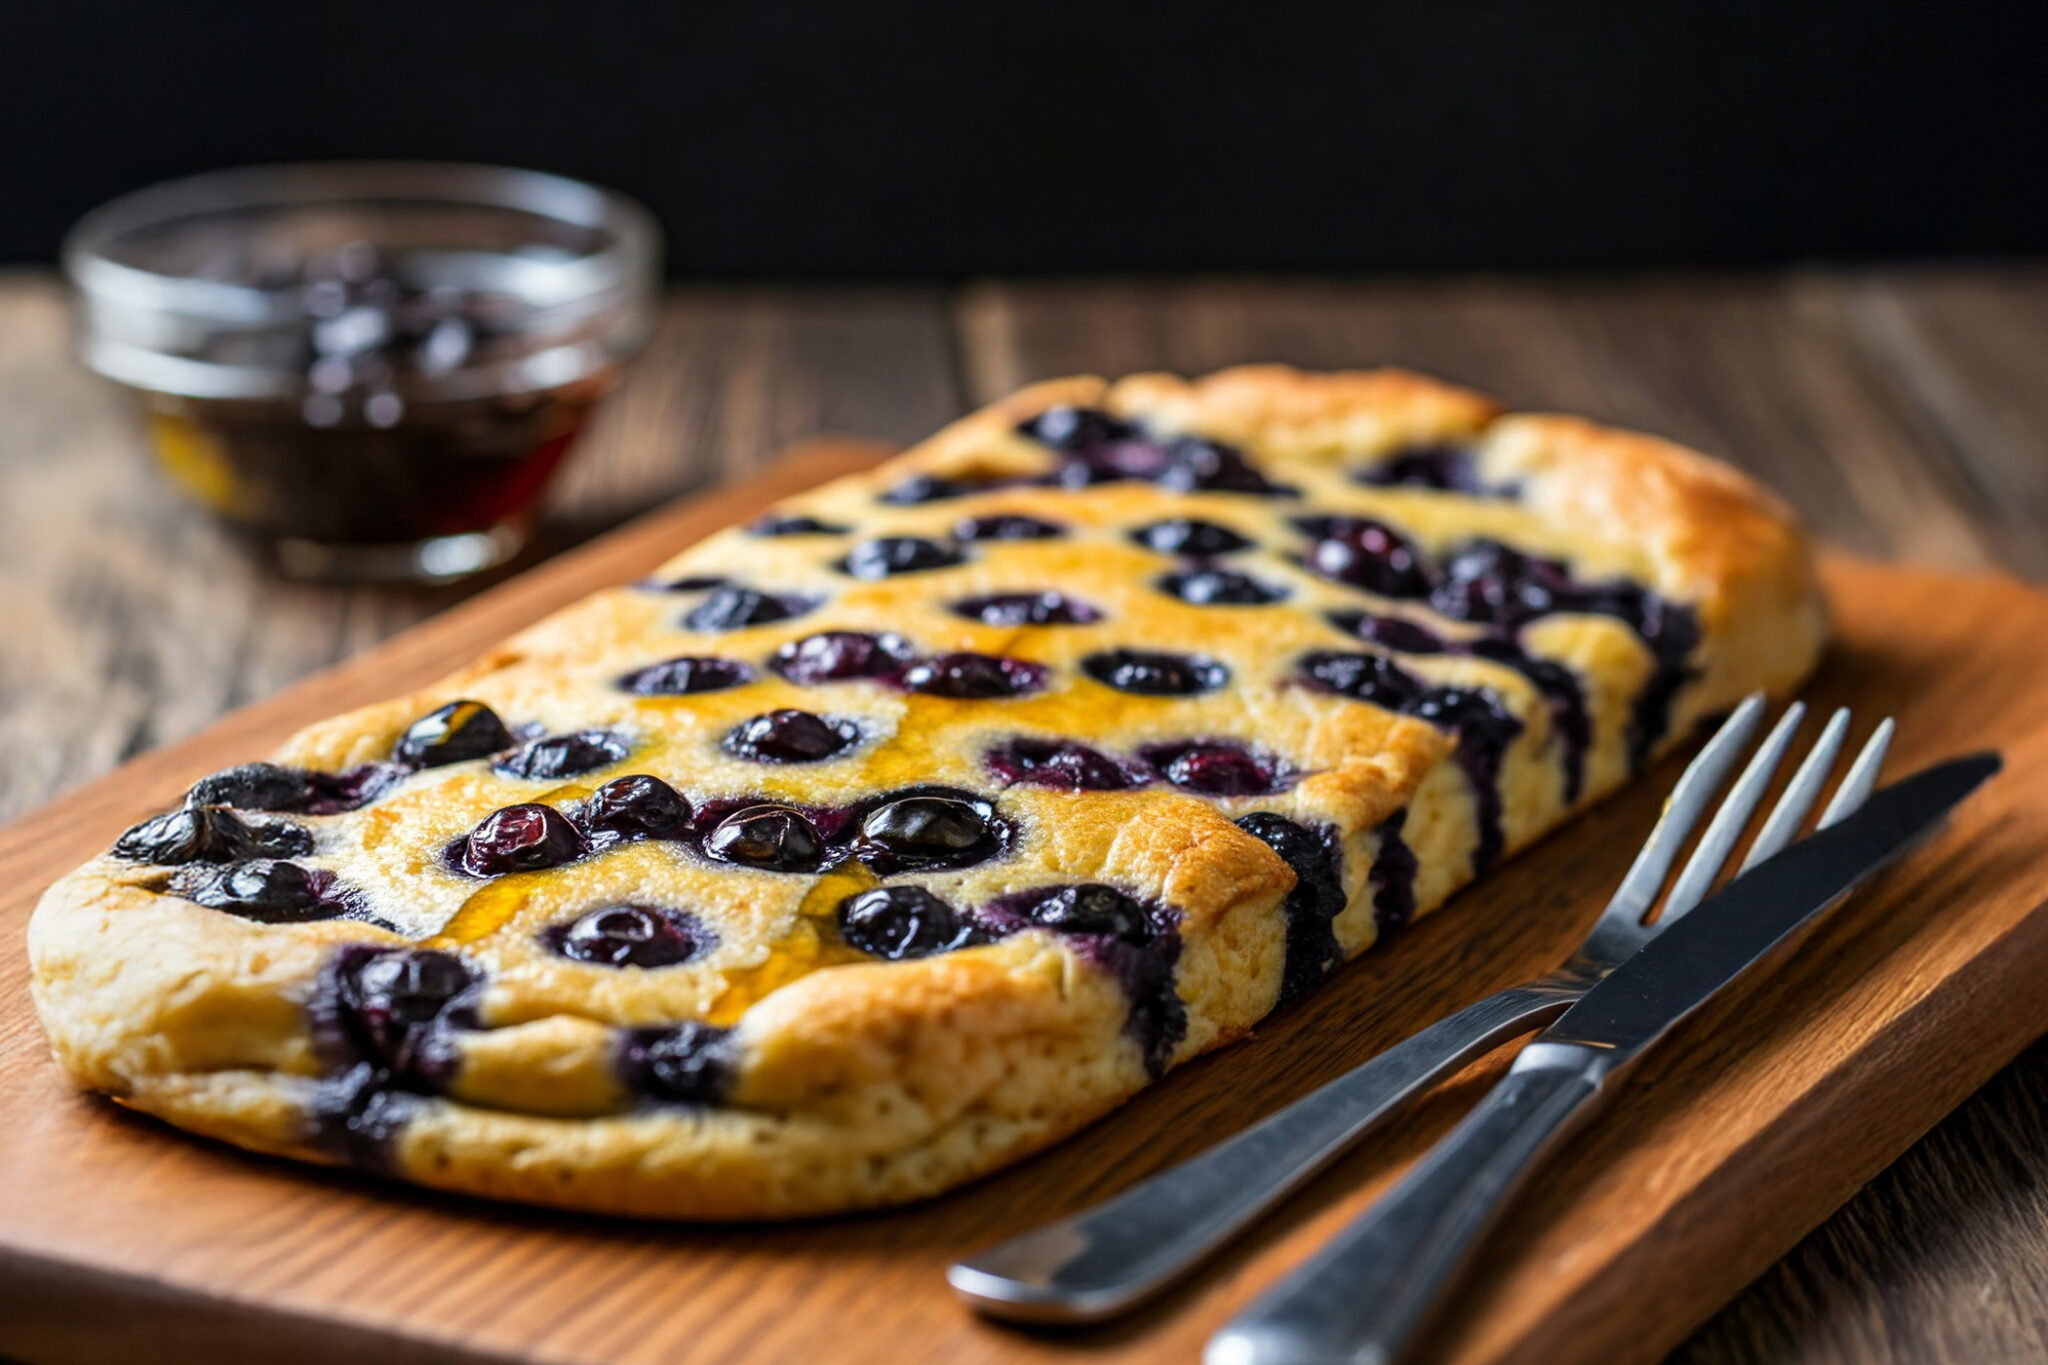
[2,266,2045,1363]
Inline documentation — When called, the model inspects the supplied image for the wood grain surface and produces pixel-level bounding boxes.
[4,267,2048,1362]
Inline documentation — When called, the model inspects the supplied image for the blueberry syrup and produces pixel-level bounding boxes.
[986,737,1147,791]
[949,591,1103,626]
[618,656,755,696]
[1081,649,1228,696]
[772,630,916,684]
[900,652,1048,699]
[1235,813,1346,1009]
[548,905,710,968]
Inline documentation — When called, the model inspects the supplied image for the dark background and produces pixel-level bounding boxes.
[4,0,2044,276]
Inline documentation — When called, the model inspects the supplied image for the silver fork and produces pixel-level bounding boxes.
[950,695,1893,1323]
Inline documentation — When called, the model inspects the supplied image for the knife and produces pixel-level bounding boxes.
[1206,752,2000,1365]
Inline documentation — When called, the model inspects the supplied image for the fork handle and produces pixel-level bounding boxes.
[1207,1043,1610,1365]
[947,983,1575,1322]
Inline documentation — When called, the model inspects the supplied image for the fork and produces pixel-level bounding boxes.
[950,695,1893,1323]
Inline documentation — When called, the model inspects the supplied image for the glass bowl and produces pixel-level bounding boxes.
[64,162,661,581]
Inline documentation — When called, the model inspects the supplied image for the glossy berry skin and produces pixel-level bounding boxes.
[1300,517,1432,598]
[1012,883,1154,944]
[617,656,755,696]
[494,730,629,781]
[839,536,964,580]
[855,793,1002,874]
[115,806,313,865]
[167,859,335,922]
[458,804,585,877]
[1018,405,1139,453]
[955,513,1064,542]
[878,473,983,505]
[552,904,705,968]
[186,761,317,811]
[1157,566,1287,606]
[1298,650,1424,709]
[771,631,915,684]
[747,512,847,537]
[1144,742,1277,796]
[1354,444,1493,494]
[724,709,860,763]
[1134,518,1253,557]
[685,586,808,632]
[1154,435,1290,496]
[838,886,979,960]
[579,775,691,841]
[619,1022,734,1105]
[1330,611,1447,654]
[703,805,824,871]
[949,591,1102,626]
[986,737,1143,791]
[900,652,1048,699]
[112,807,211,864]
[319,946,477,1081]
[393,700,512,768]
[660,575,728,593]
[1082,649,1228,696]
[1235,812,1347,1006]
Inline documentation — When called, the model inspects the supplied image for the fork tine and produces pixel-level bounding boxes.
[1737,707,1851,873]
[1818,717,1895,828]
[1602,693,1766,924]
[1659,701,1806,924]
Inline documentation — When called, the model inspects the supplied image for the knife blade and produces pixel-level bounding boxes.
[1208,752,2000,1365]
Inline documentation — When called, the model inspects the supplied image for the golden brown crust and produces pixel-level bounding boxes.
[28,365,1826,1218]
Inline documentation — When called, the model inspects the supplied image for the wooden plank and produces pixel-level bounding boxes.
[3,445,2046,1365]
[0,273,956,826]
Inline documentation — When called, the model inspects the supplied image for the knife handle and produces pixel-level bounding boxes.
[1207,1043,1608,1365]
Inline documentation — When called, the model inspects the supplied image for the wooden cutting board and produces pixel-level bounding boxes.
[4,440,2047,1365]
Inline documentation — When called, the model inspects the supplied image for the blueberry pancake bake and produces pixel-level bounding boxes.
[28,366,1825,1219]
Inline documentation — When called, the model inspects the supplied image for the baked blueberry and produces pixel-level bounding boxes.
[839,536,963,580]
[771,631,915,684]
[1018,405,1140,453]
[686,586,810,631]
[724,709,860,763]
[955,513,1064,542]
[1298,650,1424,708]
[838,886,980,960]
[1235,812,1346,1006]
[703,804,824,871]
[1428,539,1563,628]
[167,859,335,922]
[1082,649,1228,696]
[186,762,317,812]
[316,946,477,1082]
[1301,517,1432,598]
[114,806,313,865]
[113,807,211,864]
[1011,883,1154,944]
[619,1022,735,1105]
[660,575,728,593]
[1130,518,1253,557]
[1157,566,1287,606]
[900,652,1048,699]
[1329,611,1447,654]
[618,656,755,696]
[748,512,847,537]
[579,775,691,841]
[949,591,1103,626]
[551,904,706,968]
[987,737,1144,791]
[877,473,976,505]
[458,804,585,877]
[854,792,1002,873]
[1354,444,1492,494]
[1406,685,1524,872]
[1142,742,1278,796]
[393,700,512,768]
[494,730,630,781]
[1155,435,1290,496]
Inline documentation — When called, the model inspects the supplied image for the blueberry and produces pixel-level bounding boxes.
[186,762,316,811]
[1301,517,1433,598]
[1427,540,1561,628]
[838,886,980,960]
[1143,742,1277,796]
[579,774,691,841]
[1131,518,1253,557]
[1018,405,1139,452]
[167,859,335,922]
[839,536,964,580]
[1235,813,1346,1006]
[955,513,1064,542]
[1082,649,1228,696]
[551,905,706,968]
[1406,685,1524,873]
[1157,566,1287,606]
[113,807,209,864]
[900,652,1048,699]
[113,805,312,865]
[618,656,755,696]
[1330,611,1447,654]
[987,737,1144,791]
[1298,650,1424,708]
[619,1022,735,1106]
[1014,884,1153,944]
[394,700,512,768]
[748,513,847,537]
[458,803,585,877]
[686,586,808,631]
[771,631,915,685]
[494,730,629,781]
[949,591,1103,626]
[855,793,1001,874]
[703,805,824,871]
[1155,435,1289,496]
[1354,444,1496,494]
[660,575,728,593]
[319,946,477,1080]
[877,473,975,505]
[723,709,860,763]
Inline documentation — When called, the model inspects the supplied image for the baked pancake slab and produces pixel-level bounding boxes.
[28,366,1825,1218]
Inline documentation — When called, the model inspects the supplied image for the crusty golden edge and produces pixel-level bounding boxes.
[28,365,1826,1218]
